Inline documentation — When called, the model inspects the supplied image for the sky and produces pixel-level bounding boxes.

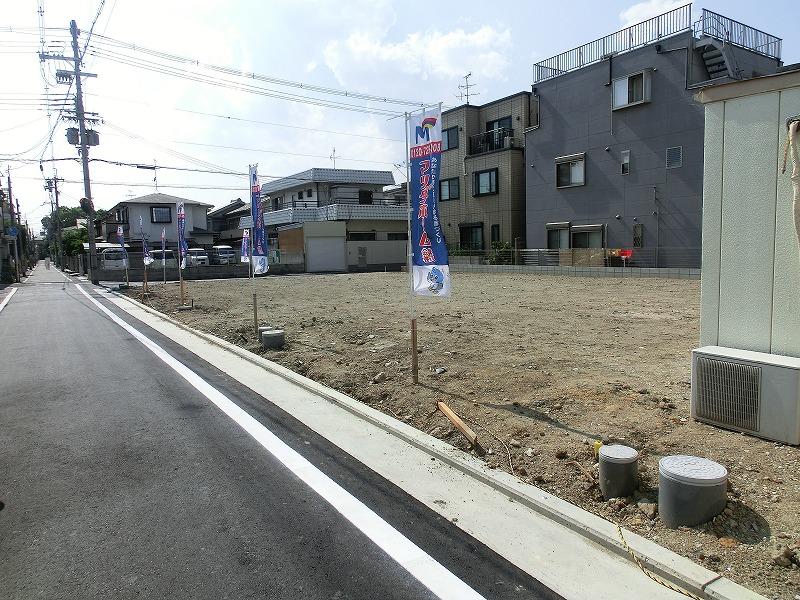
[1,0,797,234]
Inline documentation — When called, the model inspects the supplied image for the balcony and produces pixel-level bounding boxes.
[264,203,406,227]
[468,128,515,156]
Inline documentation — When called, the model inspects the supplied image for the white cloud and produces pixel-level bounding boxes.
[324,26,512,87]
[619,0,690,28]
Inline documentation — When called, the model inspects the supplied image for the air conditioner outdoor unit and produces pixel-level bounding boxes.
[691,346,800,445]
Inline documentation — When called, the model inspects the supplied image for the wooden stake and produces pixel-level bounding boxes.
[437,401,484,453]
[411,318,418,384]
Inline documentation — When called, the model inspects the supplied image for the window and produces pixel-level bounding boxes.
[440,177,460,201]
[298,190,304,199]
[633,223,643,248]
[666,146,683,169]
[307,188,313,197]
[546,223,569,249]
[442,127,458,151]
[115,207,129,223]
[555,154,585,188]
[491,224,500,244]
[571,226,604,248]
[621,150,630,175]
[459,224,483,250]
[348,231,376,241]
[486,116,512,132]
[358,190,373,205]
[473,168,498,196]
[612,71,651,110]
[388,232,408,241]
[150,206,172,223]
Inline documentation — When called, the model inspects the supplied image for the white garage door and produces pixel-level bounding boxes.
[306,236,346,272]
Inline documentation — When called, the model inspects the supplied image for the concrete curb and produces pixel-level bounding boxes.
[104,285,765,600]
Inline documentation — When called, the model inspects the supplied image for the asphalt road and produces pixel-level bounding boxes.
[0,265,561,600]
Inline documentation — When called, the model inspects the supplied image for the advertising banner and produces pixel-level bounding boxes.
[240,228,250,263]
[249,165,268,274]
[177,201,188,269]
[140,216,153,265]
[408,110,450,296]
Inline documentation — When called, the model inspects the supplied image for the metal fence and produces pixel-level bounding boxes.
[695,8,781,60]
[532,4,691,83]
[449,246,701,270]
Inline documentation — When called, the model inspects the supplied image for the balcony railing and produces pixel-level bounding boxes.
[533,4,692,83]
[694,9,781,60]
[468,127,514,155]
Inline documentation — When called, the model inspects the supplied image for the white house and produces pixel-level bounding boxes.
[97,193,214,248]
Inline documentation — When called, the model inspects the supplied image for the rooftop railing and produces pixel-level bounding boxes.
[695,9,781,60]
[533,4,692,84]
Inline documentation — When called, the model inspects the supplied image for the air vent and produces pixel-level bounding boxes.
[666,146,683,169]
[695,357,760,431]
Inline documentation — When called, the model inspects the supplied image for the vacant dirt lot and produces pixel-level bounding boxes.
[130,272,800,599]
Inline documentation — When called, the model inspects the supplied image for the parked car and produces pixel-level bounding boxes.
[100,248,128,270]
[186,248,209,266]
[150,249,178,268]
[210,245,236,265]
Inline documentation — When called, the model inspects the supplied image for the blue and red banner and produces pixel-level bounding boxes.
[177,201,188,270]
[408,110,450,296]
[249,165,268,274]
[240,228,250,263]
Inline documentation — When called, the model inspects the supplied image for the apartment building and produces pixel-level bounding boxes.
[524,6,782,267]
[440,91,534,251]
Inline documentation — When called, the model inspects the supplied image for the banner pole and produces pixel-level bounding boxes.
[405,111,418,384]
[249,226,258,336]
[142,263,147,303]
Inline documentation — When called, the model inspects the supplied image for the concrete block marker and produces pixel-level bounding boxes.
[106,286,768,600]
[261,328,285,349]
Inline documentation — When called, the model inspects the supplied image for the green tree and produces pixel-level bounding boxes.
[62,228,88,256]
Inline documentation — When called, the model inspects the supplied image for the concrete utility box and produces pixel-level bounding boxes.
[697,70,800,355]
[692,70,800,444]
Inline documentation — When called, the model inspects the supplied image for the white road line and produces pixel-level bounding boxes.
[74,284,486,600]
[0,287,18,314]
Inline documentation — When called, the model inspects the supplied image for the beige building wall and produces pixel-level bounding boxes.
[440,92,532,249]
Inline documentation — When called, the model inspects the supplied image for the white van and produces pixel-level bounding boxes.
[186,248,209,266]
[210,245,236,265]
[100,248,128,270]
[151,249,178,268]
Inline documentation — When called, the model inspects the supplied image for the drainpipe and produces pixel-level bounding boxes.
[653,186,659,268]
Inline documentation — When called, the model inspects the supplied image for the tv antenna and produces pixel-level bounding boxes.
[330,147,337,169]
[456,72,479,105]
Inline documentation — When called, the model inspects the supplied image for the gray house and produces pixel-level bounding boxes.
[524,6,782,267]
[260,168,407,272]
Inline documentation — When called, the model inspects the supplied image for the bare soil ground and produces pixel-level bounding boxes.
[129,272,800,599]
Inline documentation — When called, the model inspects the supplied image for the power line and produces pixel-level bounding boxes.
[99,132,400,166]
[84,91,404,142]
[86,46,406,117]
[85,32,428,108]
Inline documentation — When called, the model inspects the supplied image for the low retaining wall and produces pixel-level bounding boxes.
[449,263,701,280]
[95,263,304,282]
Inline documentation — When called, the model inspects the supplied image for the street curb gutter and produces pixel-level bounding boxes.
[105,286,765,600]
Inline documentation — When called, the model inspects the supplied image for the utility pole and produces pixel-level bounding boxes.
[7,168,20,282]
[39,20,99,282]
[44,171,64,269]
[70,20,98,284]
